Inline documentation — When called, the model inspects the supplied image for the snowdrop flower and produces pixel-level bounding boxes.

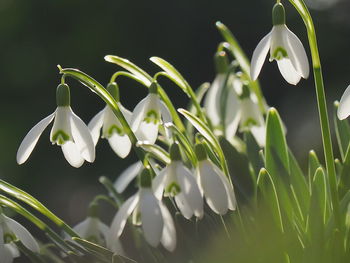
[88,83,132,158]
[251,3,309,85]
[0,213,40,263]
[110,169,176,251]
[337,84,350,120]
[153,143,203,219]
[204,57,266,146]
[195,144,236,215]
[16,84,95,168]
[131,82,172,144]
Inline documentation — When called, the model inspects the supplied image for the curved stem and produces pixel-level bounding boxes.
[288,0,340,228]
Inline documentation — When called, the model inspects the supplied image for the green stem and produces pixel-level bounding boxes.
[288,0,340,228]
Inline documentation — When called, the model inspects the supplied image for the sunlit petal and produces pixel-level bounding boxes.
[174,193,193,219]
[118,102,133,124]
[130,96,148,132]
[88,108,105,145]
[61,141,85,168]
[214,166,237,211]
[224,87,241,140]
[110,194,139,238]
[4,215,40,253]
[108,133,132,159]
[283,25,309,79]
[160,202,176,252]
[251,31,272,80]
[204,74,226,126]
[140,189,163,247]
[338,85,350,120]
[16,112,55,164]
[277,58,301,85]
[135,121,159,144]
[70,109,95,162]
[114,162,143,193]
[251,123,266,147]
[176,164,203,218]
[152,168,168,200]
[199,160,228,215]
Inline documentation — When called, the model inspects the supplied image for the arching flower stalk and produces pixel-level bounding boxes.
[195,144,236,215]
[131,82,172,144]
[250,2,309,85]
[109,169,176,252]
[16,83,95,168]
[153,143,203,219]
[88,82,132,158]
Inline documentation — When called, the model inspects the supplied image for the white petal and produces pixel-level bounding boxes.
[174,193,193,219]
[199,160,228,215]
[214,166,237,211]
[61,141,85,168]
[224,87,241,140]
[88,108,105,146]
[5,243,20,258]
[108,133,132,159]
[203,74,225,126]
[251,123,266,147]
[73,217,98,240]
[0,227,13,263]
[159,202,176,252]
[283,25,309,79]
[70,109,95,162]
[152,167,168,200]
[97,220,110,242]
[176,164,204,218]
[130,96,149,132]
[110,194,139,238]
[338,85,350,120]
[50,107,71,143]
[159,101,172,124]
[114,162,143,193]
[139,188,163,247]
[135,121,159,144]
[277,59,301,85]
[16,113,55,164]
[118,102,133,124]
[251,31,272,80]
[4,216,40,253]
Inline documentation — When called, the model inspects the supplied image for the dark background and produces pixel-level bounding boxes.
[0,0,349,229]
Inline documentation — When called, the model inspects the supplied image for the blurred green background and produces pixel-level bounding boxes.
[0,0,349,236]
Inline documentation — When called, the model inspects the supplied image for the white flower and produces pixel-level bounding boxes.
[204,72,266,146]
[152,144,203,219]
[16,84,95,168]
[337,84,350,120]
[89,104,132,159]
[110,170,176,251]
[250,3,309,85]
[0,214,40,263]
[195,144,236,215]
[73,216,124,255]
[131,83,171,144]
[88,83,133,158]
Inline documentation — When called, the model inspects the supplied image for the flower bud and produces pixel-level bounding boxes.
[214,51,229,74]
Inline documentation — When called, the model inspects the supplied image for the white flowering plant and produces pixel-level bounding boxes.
[2,0,350,262]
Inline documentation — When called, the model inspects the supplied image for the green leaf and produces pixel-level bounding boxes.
[136,141,170,164]
[308,150,321,192]
[334,101,350,162]
[265,108,290,180]
[339,144,350,197]
[257,168,284,232]
[150,57,189,95]
[105,55,152,86]
[219,136,255,202]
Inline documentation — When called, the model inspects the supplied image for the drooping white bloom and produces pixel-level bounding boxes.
[131,83,172,144]
[73,216,124,255]
[195,144,236,215]
[153,143,203,219]
[0,214,40,263]
[16,84,95,168]
[204,71,266,146]
[337,85,350,120]
[88,83,133,158]
[250,3,309,85]
[110,170,176,251]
